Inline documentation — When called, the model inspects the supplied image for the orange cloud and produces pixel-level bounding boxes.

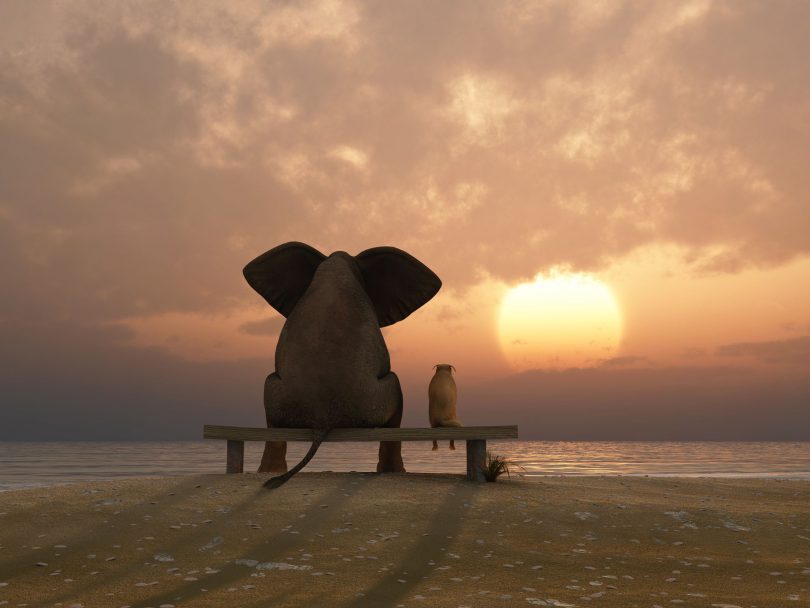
[2,1,810,438]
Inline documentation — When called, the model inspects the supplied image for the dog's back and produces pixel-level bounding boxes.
[428,364,460,427]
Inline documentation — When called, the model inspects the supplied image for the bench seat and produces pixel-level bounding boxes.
[203,425,519,482]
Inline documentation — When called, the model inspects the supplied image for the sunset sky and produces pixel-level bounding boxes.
[1,1,808,440]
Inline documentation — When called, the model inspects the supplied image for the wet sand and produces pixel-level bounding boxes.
[0,474,809,607]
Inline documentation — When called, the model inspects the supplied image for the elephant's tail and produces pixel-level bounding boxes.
[264,429,329,490]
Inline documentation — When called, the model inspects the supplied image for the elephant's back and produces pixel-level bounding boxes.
[268,261,394,427]
[278,291,389,377]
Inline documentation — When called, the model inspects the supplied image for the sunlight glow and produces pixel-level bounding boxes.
[498,272,623,371]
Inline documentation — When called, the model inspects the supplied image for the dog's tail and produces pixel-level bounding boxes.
[264,429,329,489]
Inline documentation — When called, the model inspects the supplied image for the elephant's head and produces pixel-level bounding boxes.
[244,242,442,328]
[243,242,441,488]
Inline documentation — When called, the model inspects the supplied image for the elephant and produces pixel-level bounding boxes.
[243,241,442,488]
[428,364,462,451]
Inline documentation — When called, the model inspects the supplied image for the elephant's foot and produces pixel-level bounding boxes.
[258,441,288,473]
[260,374,289,473]
[375,371,405,472]
[432,440,438,451]
[377,440,405,473]
[449,440,456,450]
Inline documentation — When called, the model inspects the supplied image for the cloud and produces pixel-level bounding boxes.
[717,336,810,365]
[2,2,810,439]
[0,318,267,440]
[239,315,285,336]
[597,355,651,368]
[450,365,810,441]
[1,0,809,328]
[4,316,807,441]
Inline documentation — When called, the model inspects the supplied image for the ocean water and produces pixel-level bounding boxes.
[2,441,810,491]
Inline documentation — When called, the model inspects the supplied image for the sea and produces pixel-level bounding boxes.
[1,441,810,491]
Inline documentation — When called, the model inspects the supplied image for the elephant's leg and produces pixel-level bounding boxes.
[432,440,438,451]
[449,439,456,450]
[258,372,288,473]
[258,439,287,473]
[376,372,405,473]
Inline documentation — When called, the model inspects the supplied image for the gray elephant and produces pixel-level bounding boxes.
[243,242,442,488]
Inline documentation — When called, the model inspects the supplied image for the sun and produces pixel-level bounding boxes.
[497,272,623,371]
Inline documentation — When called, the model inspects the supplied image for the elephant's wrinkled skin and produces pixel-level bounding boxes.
[243,242,441,487]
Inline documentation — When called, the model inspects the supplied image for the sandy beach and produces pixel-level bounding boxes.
[1,474,809,607]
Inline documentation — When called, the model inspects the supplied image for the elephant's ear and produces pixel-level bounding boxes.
[243,242,326,317]
[356,247,442,327]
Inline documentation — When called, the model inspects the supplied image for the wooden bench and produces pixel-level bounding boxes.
[203,425,519,482]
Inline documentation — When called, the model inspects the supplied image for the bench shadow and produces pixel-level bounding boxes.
[127,473,375,608]
[336,478,478,607]
[29,475,266,608]
[31,474,357,607]
[23,473,480,607]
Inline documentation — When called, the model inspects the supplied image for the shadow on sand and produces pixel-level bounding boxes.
[335,479,477,607]
[125,473,374,608]
[2,476,206,602]
[232,475,479,608]
[25,473,478,607]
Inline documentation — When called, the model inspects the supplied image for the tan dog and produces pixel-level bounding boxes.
[428,364,462,450]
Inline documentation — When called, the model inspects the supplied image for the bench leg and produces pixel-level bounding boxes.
[226,440,244,474]
[466,439,486,482]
